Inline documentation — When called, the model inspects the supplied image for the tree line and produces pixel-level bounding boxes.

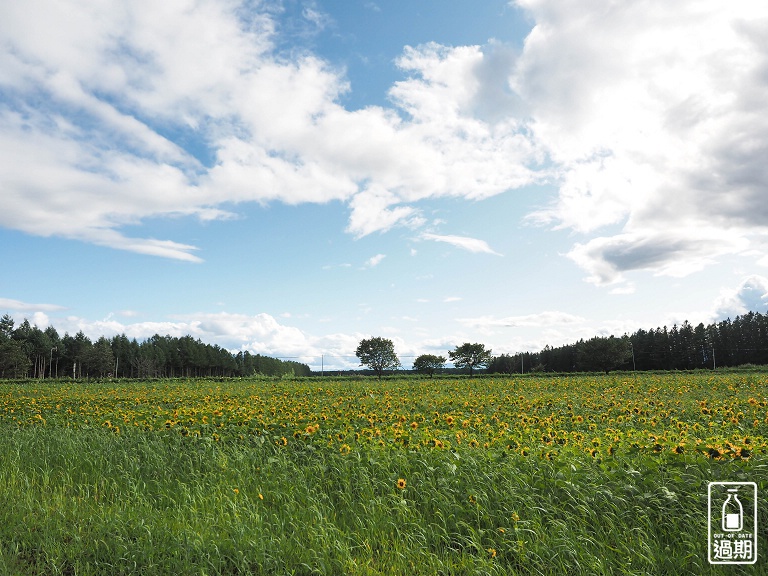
[356,311,768,377]
[489,311,768,374]
[0,315,310,379]
[3,310,766,380]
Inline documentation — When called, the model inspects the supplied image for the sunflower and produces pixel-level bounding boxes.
[707,446,723,459]
[397,478,406,490]
[736,446,751,459]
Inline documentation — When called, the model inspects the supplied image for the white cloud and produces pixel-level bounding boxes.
[713,275,768,320]
[516,0,768,283]
[363,254,386,268]
[0,2,539,259]
[566,228,750,285]
[421,233,502,256]
[346,187,421,238]
[0,297,65,312]
[457,310,585,329]
[196,312,313,356]
[2,0,765,288]
[52,310,363,369]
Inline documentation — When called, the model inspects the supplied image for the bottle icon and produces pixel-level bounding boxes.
[722,488,743,532]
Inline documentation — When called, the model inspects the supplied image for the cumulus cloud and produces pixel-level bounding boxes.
[518,0,768,283]
[421,233,502,256]
[346,187,421,238]
[713,275,768,320]
[3,0,766,284]
[0,1,538,259]
[49,311,364,370]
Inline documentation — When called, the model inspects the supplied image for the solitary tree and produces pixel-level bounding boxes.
[413,354,446,378]
[449,342,492,377]
[355,337,400,379]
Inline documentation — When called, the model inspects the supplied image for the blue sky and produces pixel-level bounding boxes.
[2,0,768,370]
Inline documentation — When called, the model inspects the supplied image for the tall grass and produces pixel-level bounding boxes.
[0,424,765,575]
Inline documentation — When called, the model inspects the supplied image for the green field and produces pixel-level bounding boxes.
[0,373,766,575]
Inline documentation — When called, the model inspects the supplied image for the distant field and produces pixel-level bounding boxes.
[0,373,766,575]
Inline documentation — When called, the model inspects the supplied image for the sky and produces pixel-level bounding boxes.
[2,0,768,371]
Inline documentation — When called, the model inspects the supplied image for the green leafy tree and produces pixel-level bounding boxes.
[488,353,517,375]
[88,336,115,377]
[449,343,492,377]
[413,354,446,377]
[355,337,400,379]
[575,335,631,374]
[0,339,30,378]
[0,314,14,341]
[26,324,52,379]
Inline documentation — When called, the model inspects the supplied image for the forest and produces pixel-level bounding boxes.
[0,315,310,379]
[489,311,768,374]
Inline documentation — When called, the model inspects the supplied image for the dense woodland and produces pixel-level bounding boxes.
[1,311,767,379]
[489,311,768,374]
[0,315,310,379]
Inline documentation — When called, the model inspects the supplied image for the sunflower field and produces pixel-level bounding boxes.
[0,372,766,575]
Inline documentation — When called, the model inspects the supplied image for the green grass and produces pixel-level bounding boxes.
[0,426,765,575]
[1,373,767,575]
